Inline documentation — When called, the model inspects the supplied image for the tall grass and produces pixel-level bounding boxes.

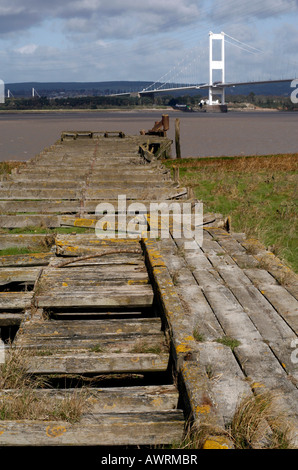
[0,347,89,422]
[169,391,295,449]
[166,154,298,272]
[0,161,25,176]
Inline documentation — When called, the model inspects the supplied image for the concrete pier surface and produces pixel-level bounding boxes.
[0,109,298,162]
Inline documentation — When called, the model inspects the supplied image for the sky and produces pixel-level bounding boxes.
[0,0,298,85]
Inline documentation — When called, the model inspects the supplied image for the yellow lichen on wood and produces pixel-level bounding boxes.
[176,343,192,354]
[74,218,96,227]
[46,425,67,438]
[203,436,231,449]
[196,405,211,415]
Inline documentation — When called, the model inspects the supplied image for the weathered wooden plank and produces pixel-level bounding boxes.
[17,318,165,351]
[229,253,260,269]
[0,267,42,283]
[0,292,33,310]
[27,352,170,374]
[0,252,51,267]
[234,342,298,420]
[84,188,186,200]
[0,234,53,250]
[50,310,144,318]
[51,255,145,267]
[47,263,145,275]
[38,268,149,288]
[17,333,166,353]
[0,215,59,229]
[18,318,162,337]
[221,284,297,376]
[243,268,279,286]
[83,199,192,213]
[202,284,298,406]
[259,285,298,334]
[156,237,224,341]
[0,411,185,446]
[38,280,150,291]
[58,216,148,233]
[0,189,81,200]
[0,200,81,214]
[1,180,85,189]
[85,181,175,189]
[0,312,24,326]
[0,385,179,413]
[200,285,263,344]
[13,167,90,175]
[206,253,236,268]
[0,215,60,229]
[217,267,296,337]
[35,285,154,308]
[194,342,252,425]
[55,242,144,255]
[55,234,141,246]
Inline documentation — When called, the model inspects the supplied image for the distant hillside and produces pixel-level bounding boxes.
[227,81,294,97]
[4,80,294,98]
[5,81,155,98]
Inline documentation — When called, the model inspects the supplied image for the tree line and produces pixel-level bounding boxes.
[0,93,296,111]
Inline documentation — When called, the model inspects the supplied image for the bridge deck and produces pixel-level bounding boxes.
[0,130,297,448]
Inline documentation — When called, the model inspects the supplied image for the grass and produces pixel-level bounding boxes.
[0,161,25,176]
[0,347,89,423]
[0,226,93,257]
[227,391,294,449]
[0,247,49,256]
[169,391,295,449]
[216,336,241,351]
[0,226,93,235]
[165,153,298,273]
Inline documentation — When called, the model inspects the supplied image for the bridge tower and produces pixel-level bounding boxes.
[209,32,225,105]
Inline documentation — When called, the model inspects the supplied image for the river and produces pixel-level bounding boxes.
[0,109,297,161]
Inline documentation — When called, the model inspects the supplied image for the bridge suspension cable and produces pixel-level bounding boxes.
[223,32,263,54]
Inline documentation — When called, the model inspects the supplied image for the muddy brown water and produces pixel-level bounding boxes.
[0,109,298,162]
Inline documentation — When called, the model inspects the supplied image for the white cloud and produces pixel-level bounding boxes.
[15,44,38,54]
[0,0,297,83]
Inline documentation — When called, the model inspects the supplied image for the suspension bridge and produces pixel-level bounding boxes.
[111,31,297,108]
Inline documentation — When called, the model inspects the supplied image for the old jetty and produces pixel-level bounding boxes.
[0,118,297,448]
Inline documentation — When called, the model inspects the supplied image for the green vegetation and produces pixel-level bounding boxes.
[169,391,294,449]
[0,226,92,235]
[0,247,48,256]
[0,227,94,257]
[0,347,89,423]
[0,94,190,111]
[227,391,293,449]
[0,161,25,175]
[226,92,298,111]
[193,329,205,343]
[216,336,241,351]
[0,91,296,111]
[165,153,298,272]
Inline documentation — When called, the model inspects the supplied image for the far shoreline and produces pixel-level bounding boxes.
[0,107,174,115]
[0,106,294,115]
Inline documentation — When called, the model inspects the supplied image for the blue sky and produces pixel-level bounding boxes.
[0,0,297,84]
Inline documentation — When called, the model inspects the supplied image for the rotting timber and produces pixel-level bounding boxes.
[0,118,298,449]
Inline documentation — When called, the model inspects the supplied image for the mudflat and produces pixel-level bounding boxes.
[0,109,297,161]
